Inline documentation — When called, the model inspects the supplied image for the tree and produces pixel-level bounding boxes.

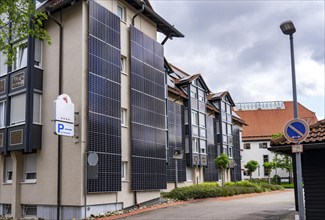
[273,153,293,183]
[244,160,259,181]
[0,0,51,65]
[263,162,275,185]
[215,153,230,186]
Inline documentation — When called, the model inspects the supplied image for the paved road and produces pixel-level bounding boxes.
[120,190,295,220]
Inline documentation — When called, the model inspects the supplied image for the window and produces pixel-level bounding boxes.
[22,205,37,217]
[192,137,199,153]
[5,156,13,183]
[200,139,206,154]
[33,93,42,124]
[221,101,226,111]
[0,101,5,127]
[12,39,42,72]
[3,204,11,216]
[198,90,205,102]
[191,111,198,125]
[199,113,205,127]
[13,42,28,71]
[121,56,126,74]
[10,93,26,125]
[117,5,126,22]
[121,108,127,126]
[226,103,231,114]
[259,142,268,149]
[190,91,196,99]
[243,143,251,149]
[121,161,127,181]
[228,146,233,158]
[24,154,37,182]
[0,50,7,76]
[34,39,42,68]
[263,155,269,163]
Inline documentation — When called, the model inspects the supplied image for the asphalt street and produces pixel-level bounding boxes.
[119,190,296,220]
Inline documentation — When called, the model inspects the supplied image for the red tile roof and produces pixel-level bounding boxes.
[235,101,318,141]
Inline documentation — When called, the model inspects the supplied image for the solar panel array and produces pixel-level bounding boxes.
[166,101,186,182]
[130,26,167,190]
[87,0,121,192]
[204,115,219,181]
[232,126,242,181]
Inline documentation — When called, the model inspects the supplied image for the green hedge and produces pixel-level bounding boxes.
[162,181,284,201]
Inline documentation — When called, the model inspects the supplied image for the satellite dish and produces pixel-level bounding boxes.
[88,152,99,166]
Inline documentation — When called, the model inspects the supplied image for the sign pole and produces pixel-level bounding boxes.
[289,32,305,220]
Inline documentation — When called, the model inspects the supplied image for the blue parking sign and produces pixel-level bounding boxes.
[284,119,309,143]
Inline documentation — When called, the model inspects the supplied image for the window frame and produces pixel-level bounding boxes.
[121,108,127,127]
[243,143,251,149]
[22,205,37,217]
[10,93,26,125]
[0,50,8,76]
[121,56,127,74]
[33,93,42,124]
[0,100,6,128]
[117,4,126,22]
[23,154,37,183]
[259,142,268,149]
[12,41,28,72]
[121,161,127,181]
[4,156,13,183]
[192,137,199,153]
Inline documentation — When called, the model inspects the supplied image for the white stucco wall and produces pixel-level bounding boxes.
[241,141,289,180]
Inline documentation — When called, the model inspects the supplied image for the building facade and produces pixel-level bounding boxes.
[235,101,318,180]
[0,0,244,219]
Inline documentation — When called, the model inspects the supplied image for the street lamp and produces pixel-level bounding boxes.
[280,20,304,220]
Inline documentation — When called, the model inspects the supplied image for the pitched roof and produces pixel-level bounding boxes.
[235,101,318,141]
[271,119,325,146]
[207,91,235,106]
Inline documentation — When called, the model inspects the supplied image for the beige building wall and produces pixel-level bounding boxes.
[1,0,173,218]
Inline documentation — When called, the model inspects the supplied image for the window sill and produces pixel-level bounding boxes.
[121,71,128,76]
[21,180,37,184]
[121,125,128,128]
[122,179,129,182]
[2,182,12,185]
[120,20,127,25]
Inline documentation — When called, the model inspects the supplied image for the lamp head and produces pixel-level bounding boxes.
[280,20,296,35]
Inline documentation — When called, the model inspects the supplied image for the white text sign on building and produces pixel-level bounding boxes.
[54,94,75,136]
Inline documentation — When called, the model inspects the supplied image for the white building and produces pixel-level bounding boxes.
[235,101,317,181]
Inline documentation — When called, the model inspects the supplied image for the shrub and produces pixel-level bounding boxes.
[271,175,281,184]
[281,183,294,189]
[260,183,284,191]
[224,182,235,187]
[162,182,283,201]
[199,182,219,187]
[235,180,258,187]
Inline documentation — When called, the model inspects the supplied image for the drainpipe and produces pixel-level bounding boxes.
[47,10,63,220]
[131,1,145,26]
[161,34,172,45]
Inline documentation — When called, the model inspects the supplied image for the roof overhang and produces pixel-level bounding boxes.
[124,0,184,38]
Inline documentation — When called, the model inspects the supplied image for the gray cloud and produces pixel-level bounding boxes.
[151,0,325,118]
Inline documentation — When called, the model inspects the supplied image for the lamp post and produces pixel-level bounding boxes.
[280,20,305,220]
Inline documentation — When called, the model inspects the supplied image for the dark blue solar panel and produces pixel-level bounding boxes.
[166,101,186,182]
[203,116,219,181]
[130,26,167,190]
[232,126,242,181]
[88,0,121,192]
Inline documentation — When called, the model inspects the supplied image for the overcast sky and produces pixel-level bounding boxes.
[150,0,325,120]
